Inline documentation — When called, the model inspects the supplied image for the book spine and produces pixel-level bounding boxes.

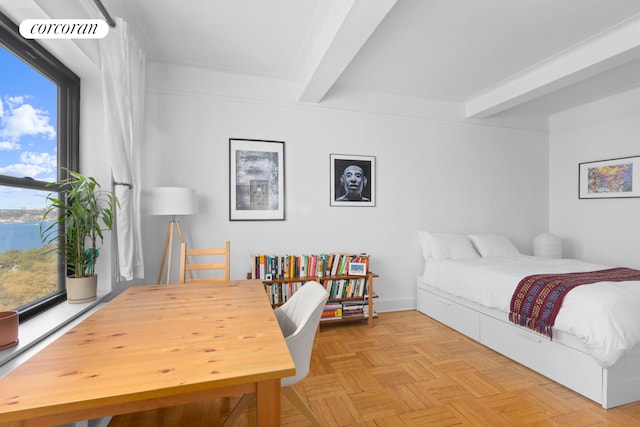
[259,255,265,279]
[316,255,324,277]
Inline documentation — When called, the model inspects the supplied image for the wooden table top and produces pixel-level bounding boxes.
[0,280,295,425]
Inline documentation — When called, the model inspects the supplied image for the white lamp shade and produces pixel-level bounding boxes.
[533,233,562,259]
[148,187,198,216]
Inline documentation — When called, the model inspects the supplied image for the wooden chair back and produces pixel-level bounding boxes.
[179,241,230,283]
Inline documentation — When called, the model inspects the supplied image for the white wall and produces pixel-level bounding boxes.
[139,63,549,311]
[549,87,640,269]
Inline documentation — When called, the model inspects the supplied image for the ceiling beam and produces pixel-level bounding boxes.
[297,0,397,103]
[465,15,640,118]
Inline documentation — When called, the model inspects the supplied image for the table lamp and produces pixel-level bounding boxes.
[533,233,562,259]
[148,187,198,284]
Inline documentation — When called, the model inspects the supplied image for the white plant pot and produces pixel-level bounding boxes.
[66,275,98,304]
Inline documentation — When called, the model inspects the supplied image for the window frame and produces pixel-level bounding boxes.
[0,12,80,321]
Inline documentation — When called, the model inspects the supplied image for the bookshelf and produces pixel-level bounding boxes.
[249,253,378,327]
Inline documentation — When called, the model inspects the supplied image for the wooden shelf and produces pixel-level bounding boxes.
[262,273,377,284]
[320,312,379,325]
[259,272,378,327]
[328,293,378,303]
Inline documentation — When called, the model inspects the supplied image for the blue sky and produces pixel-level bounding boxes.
[0,44,57,209]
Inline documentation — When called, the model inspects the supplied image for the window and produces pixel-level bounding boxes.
[0,12,80,320]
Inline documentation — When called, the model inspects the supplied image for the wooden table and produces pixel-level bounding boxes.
[0,280,295,427]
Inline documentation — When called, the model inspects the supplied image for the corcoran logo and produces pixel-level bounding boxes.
[19,19,109,39]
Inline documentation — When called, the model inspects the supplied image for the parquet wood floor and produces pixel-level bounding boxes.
[108,310,640,426]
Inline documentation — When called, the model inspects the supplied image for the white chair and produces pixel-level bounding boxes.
[223,280,329,426]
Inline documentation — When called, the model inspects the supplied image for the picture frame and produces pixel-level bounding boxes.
[579,155,640,199]
[229,138,285,220]
[330,154,375,207]
[348,262,367,276]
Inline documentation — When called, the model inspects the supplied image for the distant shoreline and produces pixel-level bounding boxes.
[0,208,46,223]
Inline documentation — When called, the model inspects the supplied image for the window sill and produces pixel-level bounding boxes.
[0,291,110,376]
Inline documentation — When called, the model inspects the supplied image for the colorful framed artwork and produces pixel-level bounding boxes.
[330,154,376,207]
[229,138,285,220]
[579,155,640,199]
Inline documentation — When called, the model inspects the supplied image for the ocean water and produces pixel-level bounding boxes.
[0,221,53,252]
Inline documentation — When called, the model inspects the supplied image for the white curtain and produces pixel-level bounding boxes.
[99,17,146,281]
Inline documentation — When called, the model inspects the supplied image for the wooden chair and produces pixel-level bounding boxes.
[222,280,329,426]
[178,241,230,283]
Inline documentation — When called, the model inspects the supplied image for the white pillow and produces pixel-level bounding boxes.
[468,234,520,257]
[418,231,432,259]
[419,232,479,260]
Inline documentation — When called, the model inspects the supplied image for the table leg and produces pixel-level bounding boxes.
[256,379,281,426]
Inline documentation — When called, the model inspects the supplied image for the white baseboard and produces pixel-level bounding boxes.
[375,297,416,313]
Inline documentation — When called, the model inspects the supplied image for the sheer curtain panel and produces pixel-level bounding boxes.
[99,17,146,281]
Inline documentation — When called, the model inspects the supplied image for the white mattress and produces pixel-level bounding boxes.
[421,255,640,368]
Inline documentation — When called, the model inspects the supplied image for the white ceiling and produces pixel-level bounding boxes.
[32,0,640,117]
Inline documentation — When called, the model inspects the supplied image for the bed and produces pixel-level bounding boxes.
[416,232,640,409]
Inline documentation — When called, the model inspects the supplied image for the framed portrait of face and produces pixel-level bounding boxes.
[330,154,375,207]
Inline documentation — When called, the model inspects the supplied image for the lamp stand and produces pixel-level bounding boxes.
[157,216,186,284]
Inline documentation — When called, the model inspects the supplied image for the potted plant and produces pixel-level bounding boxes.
[40,169,117,303]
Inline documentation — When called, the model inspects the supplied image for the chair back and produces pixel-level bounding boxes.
[179,241,230,283]
[274,281,329,387]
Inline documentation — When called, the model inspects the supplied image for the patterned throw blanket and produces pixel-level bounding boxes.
[509,267,640,339]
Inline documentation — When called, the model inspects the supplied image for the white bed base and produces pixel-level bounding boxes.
[416,277,640,409]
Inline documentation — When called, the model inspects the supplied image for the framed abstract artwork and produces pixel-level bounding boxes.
[330,154,376,207]
[579,155,640,199]
[229,138,285,220]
